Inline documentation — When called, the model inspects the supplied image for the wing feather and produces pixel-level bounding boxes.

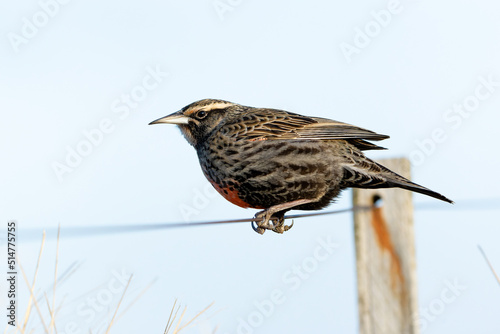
[221,109,389,149]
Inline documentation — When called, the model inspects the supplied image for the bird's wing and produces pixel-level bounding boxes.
[221,109,389,147]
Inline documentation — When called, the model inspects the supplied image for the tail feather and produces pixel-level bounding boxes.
[386,178,453,204]
[342,159,453,204]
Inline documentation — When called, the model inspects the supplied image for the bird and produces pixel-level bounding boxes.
[149,99,452,234]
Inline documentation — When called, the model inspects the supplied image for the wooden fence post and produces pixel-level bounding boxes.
[353,158,419,334]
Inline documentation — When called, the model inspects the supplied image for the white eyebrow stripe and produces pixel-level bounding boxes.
[187,102,235,115]
[199,102,235,111]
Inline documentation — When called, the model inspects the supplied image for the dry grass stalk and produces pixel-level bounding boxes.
[478,245,500,287]
[21,232,46,332]
[49,225,61,334]
[164,301,215,334]
[104,275,133,334]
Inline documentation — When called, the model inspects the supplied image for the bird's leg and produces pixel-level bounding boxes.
[252,199,316,234]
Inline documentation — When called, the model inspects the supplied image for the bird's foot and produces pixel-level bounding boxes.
[251,211,293,234]
[271,219,294,234]
[251,210,273,234]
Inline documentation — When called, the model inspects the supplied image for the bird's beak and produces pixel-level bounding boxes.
[149,111,190,125]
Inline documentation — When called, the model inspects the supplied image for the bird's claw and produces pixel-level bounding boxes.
[251,220,266,235]
[273,220,293,233]
[251,214,274,235]
[271,219,294,234]
[251,211,293,235]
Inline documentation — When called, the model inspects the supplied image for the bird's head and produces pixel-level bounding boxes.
[149,99,240,147]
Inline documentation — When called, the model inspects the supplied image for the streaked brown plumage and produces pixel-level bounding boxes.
[150,99,452,234]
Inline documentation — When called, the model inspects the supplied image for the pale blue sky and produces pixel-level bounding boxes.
[1,0,500,333]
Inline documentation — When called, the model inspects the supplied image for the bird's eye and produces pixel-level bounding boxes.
[196,110,207,119]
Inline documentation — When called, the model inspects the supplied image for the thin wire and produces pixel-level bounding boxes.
[21,206,372,240]
[19,196,500,241]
